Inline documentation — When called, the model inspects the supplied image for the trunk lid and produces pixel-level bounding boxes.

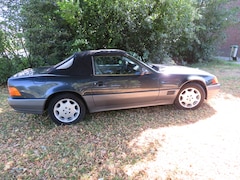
[12,67,52,78]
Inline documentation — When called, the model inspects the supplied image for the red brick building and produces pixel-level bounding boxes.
[217,0,240,57]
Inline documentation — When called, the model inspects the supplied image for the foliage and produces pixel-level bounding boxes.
[0,57,12,84]
[171,0,239,63]
[0,0,30,84]
[0,30,5,53]
[57,0,200,61]
[37,0,239,63]
[20,0,74,66]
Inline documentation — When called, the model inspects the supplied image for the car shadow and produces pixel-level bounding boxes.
[85,102,216,128]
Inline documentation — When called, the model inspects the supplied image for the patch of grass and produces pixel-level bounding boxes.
[192,58,240,69]
[0,59,240,179]
[191,59,240,97]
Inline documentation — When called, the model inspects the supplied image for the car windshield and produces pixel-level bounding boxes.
[126,54,160,72]
[146,63,167,72]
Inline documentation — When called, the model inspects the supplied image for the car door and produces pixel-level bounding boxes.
[91,55,160,110]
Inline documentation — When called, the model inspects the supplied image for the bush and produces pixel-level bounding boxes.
[0,56,31,85]
[0,58,13,84]
[1,0,238,71]
[170,0,237,63]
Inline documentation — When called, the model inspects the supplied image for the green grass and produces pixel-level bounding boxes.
[192,59,240,97]
[0,59,240,179]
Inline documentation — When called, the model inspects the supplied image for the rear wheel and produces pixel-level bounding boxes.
[48,93,86,125]
[174,83,205,110]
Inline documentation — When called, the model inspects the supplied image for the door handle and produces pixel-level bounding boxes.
[94,81,104,86]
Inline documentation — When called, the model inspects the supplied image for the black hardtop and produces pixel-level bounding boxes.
[74,49,127,59]
[52,49,127,76]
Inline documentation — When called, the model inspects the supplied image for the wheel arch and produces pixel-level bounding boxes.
[44,91,89,113]
[180,80,207,99]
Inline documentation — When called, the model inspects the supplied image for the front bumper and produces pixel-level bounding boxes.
[207,83,220,99]
[8,98,46,114]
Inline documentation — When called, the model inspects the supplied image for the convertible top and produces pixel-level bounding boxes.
[75,49,127,57]
[52,49,127,76]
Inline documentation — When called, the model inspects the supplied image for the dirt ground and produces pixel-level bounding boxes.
[123,92,240,179]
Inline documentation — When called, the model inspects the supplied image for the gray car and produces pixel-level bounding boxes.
[8,49,220,125]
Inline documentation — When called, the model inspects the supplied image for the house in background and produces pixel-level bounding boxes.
[217,0,240,58]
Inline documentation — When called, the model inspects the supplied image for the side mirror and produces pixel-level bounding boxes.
[151,65,159,71]
[141,67,151,75]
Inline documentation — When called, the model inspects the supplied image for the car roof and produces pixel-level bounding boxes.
[51,49,128,76]
[74,49,127,58]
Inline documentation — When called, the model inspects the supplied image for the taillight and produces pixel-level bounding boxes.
[212,77,219,85]
[8,86,22,97]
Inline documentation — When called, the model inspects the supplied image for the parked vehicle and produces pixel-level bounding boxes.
[8,49,220,125]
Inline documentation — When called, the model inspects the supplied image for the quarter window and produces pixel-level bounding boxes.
[56,56,74,70]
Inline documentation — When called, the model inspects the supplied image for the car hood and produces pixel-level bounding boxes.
[12,67,52,78]
[152,64,211,76]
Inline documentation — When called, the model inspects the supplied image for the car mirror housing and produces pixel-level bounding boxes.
[141,67,151,75]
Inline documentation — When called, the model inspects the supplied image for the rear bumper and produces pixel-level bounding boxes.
[8,98,46,114]
[207,84,220,99]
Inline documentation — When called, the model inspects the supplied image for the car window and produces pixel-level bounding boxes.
[54,55,74,70]
[93,56,141,75]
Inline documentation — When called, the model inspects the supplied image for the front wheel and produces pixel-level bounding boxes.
[48,93,86,125]
[174,83,205,110]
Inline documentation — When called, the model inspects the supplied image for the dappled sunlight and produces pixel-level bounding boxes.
[0,95,10,116]
[0,105,14,115]
[208,92,240,112]
[124,92,240,179]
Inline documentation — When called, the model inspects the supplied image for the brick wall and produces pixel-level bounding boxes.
[216,0,240,57]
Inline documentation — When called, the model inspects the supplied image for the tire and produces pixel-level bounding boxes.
[48,93,86,125]
[174,83,205,110]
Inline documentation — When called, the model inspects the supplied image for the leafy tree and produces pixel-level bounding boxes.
[20,0,74,66]
[57,0,199,62]
[0,30,11,84]
[57,0,127,51]
[0,0,26,59]
[0,30,5,55]
[171,0,239,63]
[0,0,28,84]
[0,0,238,85]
